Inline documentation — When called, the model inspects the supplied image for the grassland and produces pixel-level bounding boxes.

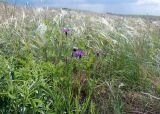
[0,3,160,114]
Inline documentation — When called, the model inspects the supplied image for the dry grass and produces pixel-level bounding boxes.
[1,2,160,114]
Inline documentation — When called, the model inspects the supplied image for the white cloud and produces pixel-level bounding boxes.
[55,0,88,4]
[136,0,160,6]
[75,4,106,12]
[24,0,160,16]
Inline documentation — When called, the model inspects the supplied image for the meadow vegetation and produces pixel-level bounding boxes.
[0,3,160,114]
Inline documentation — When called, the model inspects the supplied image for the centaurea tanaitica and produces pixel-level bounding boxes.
[62,28,70,36]
[71,47,85,59]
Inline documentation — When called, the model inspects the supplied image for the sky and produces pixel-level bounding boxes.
[6,0,160,16]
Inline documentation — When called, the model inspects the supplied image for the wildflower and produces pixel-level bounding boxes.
[62,28,70,36]
[75,50,84,59]
[71,47,84,59]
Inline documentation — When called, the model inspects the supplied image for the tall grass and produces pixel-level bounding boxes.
[1,3,160,114]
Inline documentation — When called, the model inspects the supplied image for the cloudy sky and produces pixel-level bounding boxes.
[7,0,160,16]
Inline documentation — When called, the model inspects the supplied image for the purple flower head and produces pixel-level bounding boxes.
[63,28,70,32]
[75,50,84,58]
[71,48,85,59]
[62,28,70,36]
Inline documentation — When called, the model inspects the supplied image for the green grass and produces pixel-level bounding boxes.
[0,3,160,114]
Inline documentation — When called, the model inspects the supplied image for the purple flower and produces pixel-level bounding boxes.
[75,50,84,58]
[71,48,85,59]
[62,28,70,36]
[63,28,70,32]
